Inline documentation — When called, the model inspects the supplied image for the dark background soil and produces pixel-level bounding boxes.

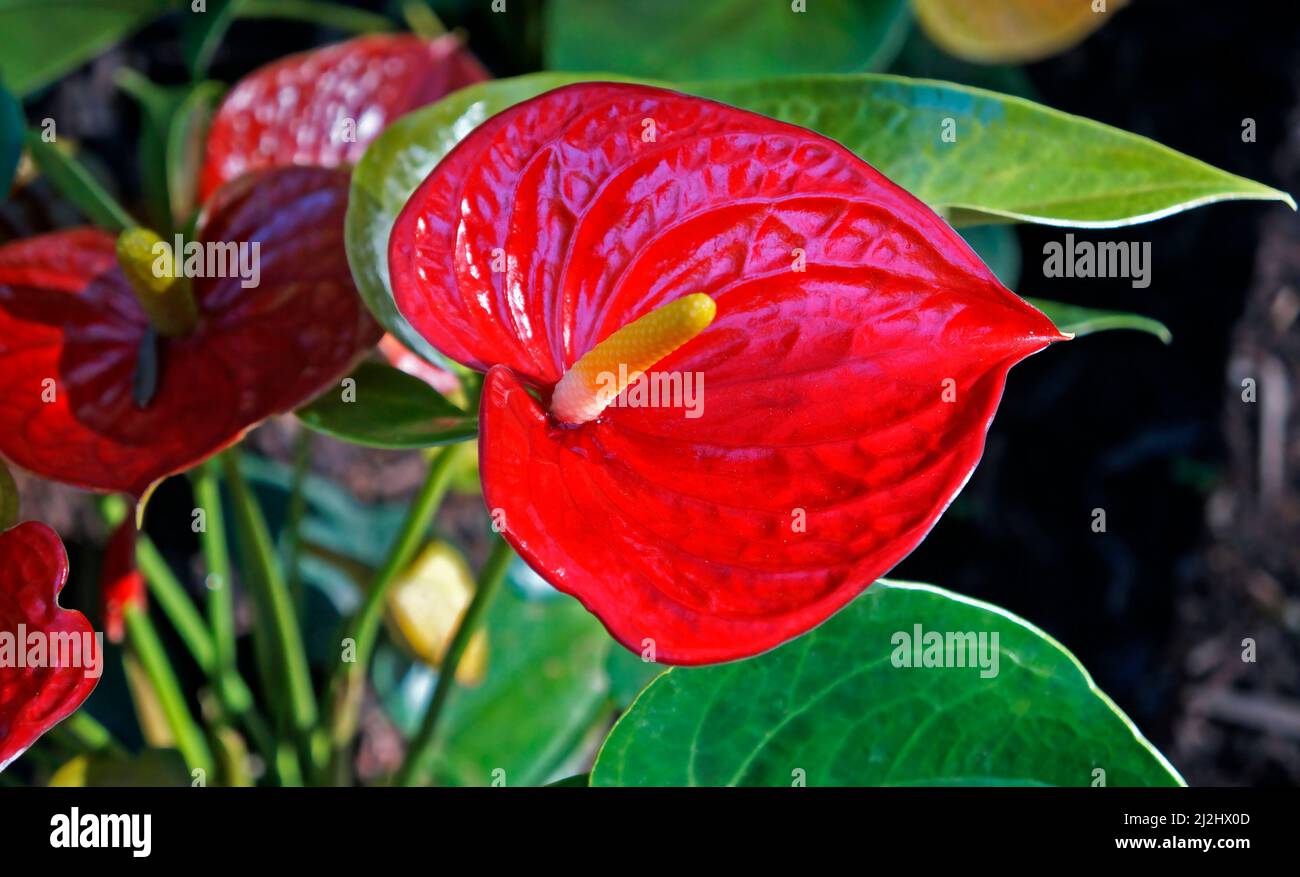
[892,0,1300,785]
[3,0,1297,785]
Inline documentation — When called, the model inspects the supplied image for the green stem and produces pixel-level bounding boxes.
[135,534,215,671]
[51,710,125,756]
[221,451,318,738]
[191,461,236,679]
[326,443,467,763]
[24,129,135,231]
[284,429,312,622]
[123,605,214,779]
[135,532,266,724]
[393,535,511,787]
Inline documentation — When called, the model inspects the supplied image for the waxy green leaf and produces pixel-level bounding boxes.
[374,563,612,787]
[546,0,910,81]
[0,0,174,97]
[347,73,1290,352]
[296,361,476,449]
[1028,298,1172,344]
[591,580,1184,787]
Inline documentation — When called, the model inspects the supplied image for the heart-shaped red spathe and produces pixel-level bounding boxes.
[0,521,100,771]
[390,83,1065,664]
[0,166,381,497]
[200,33,489,202]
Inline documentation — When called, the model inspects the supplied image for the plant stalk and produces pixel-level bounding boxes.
[393,535,511,787]
[123,604,213,779]
[325,442,468,767]
[220,451,318,767]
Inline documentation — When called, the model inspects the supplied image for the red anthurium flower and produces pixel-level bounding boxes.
[200,33,489,202]
[0,166,380,497]
[99,519,145,644]
[390,83,1066,664]
[0,521,101,771]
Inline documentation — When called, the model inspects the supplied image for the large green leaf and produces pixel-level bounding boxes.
[374,562,612,787]
[347,73,1291,351]
[591,580,1183,787]
[0,0,175,97]
[296,361,477,449]
[545,0,910,81]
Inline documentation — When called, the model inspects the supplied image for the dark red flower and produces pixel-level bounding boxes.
[0,167,380,497]
[389,83,1065,664]
[99,519,145,644]
[200,33,489,202]
[0,521,100,771]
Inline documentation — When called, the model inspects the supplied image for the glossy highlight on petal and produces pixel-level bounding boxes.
[0,522,100,771]
[200,33,489,201]
[393,83,1065,663]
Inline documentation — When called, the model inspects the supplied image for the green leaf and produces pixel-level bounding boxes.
[0,0,175,97]
[605,646,665,709]
[237,0,393,34]
[116,70,186,232]
[0,77,21,195]
[1028,297,1172,344]
[165,80,222,221]
[687,76,1296,226]
[116,72,221,233]
[347,72,1290,346]
[181,0,242,80]
[591,580,1184,787]
[296,361,476,449]
[958,224,1021,289]
[374,564,612,787]
[545,773,590,788]
[24,127,134,230]
[545,0,910,81]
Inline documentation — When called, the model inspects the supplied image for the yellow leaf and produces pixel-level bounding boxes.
[386,541,488,684]
[913,0,1126,64]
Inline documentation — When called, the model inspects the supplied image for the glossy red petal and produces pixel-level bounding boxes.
[0,167,380,496]
[99,519,144,644]
[396,83,1064,663]
[0,522,100,771]
[200,33,489,202]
